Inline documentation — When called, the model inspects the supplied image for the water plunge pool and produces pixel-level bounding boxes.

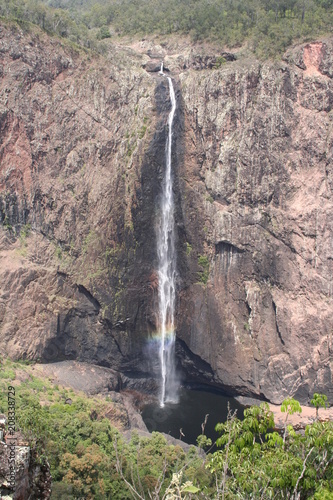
[141,386,245,445]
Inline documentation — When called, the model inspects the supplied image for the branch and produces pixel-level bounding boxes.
[152,455,168,499]
[135,444,145,498]
[319,454,333,477]
[283,412,289,446]
[201,414,209,435]
[293,447,314,499]
[113,437,145,500]
[219,405,237,499]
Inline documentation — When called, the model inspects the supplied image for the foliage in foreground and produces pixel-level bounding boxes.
[0,0,333,58]
[0,358,212,499]
[209,402,333,499]
[0,357,332,499]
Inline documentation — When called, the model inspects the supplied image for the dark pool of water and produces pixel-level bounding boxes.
[141,387,245,445]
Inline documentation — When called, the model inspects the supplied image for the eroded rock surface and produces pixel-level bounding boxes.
[0,21,171,380]
[34,361,149,431]
[177,39,333,403]
[0,442,51,499]
[0,20,332,404]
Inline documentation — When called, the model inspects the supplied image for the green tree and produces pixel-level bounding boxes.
[311,393,328,419]
[98,25,111,39]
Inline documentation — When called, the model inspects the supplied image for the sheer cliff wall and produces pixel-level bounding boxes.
[0,21,332,403]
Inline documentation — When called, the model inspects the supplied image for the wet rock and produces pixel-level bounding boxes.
[143,60,163,72]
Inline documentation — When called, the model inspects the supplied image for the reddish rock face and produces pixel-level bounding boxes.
[177,40,333,404]
[0,21,164,377]
[0,20,332,404]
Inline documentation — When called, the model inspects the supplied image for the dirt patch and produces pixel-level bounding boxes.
[270,402,332,428]
[303,42,326,77]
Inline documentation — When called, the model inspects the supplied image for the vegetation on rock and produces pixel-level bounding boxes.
[197,254,210,284]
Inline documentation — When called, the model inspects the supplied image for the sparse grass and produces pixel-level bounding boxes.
[214,56,226,68]
[0,368,15,380]
[138,124,147,139]
[3,215,12,231]
[197,254,210,284]
[55,246,62,260]
[205,194,214,203]
[126,141,137,158]
[185,242,192,256]
[82,229,97,255]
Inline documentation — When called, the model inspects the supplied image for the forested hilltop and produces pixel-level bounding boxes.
[1,0,333,57]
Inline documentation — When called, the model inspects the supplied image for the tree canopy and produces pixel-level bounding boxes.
[0,0,332,57]
[0,358,332,499]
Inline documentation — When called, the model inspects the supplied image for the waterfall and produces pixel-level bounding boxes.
[157,65,178,407]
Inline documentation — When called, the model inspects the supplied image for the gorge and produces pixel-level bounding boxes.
[0,20,333,410]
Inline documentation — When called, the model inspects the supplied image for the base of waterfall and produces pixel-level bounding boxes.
[157,332,179,407]
[159,394,179,409]
[142,386,245,445]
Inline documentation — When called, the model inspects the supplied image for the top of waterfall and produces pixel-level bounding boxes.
[159,62,164,75]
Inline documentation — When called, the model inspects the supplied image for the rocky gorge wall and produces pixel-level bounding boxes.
[175,40,333,403]
[0,20,169,381]
[0,20,332,404]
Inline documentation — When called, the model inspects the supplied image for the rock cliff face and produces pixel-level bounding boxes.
[176,40,333,403]
[0,20,332,404]
[0,441,51,499]
[0,21,167,381]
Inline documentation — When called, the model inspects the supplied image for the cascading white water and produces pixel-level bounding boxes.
[157,64,178,407]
